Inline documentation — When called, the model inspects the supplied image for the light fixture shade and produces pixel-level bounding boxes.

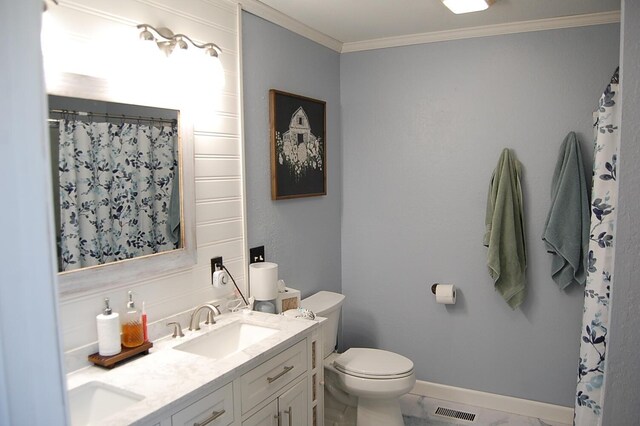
[139,27,154,41]
[442,0,494,14]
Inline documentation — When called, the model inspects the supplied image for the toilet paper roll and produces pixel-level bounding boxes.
[435,284,456,305]
[250,262,278,301]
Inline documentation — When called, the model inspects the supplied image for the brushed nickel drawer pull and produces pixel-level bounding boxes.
[285,406,293,426]
[267,365,294,383]
[193,409,225,426]
[274,412,282,426]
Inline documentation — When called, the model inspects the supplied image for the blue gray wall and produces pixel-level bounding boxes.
[242,10,622,407]
[603,1,640,423]
[242,12,342,298]
[340,25,620,406]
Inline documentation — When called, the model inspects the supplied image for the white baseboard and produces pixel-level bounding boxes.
[411,380,573,425]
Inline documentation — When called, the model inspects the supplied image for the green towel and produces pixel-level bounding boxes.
[542,132,590,289]
[483,148,527,309]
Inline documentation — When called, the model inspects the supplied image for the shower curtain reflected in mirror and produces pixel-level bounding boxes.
[574,69,620,424]
[58,119,180,272]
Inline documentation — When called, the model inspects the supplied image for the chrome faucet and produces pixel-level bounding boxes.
[189,304,221,331]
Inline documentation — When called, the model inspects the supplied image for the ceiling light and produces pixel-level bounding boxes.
[442,0,495,14]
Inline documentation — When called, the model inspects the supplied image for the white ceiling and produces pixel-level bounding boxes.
[256,0,620,44]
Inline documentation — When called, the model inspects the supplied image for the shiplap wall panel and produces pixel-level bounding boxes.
[195,135,241,156]
[56,0,245,365]
[196,179,243,200]
[195,114,241,135]
[219,92,240,114]
[61,269,196,351]
[196,220,244,245]
[196,238,244,264]
[219,52,241,75]
[195,157,242,177]
[196,200,243,222]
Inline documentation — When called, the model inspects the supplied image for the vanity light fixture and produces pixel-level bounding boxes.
[42,0,58,12]
[441,0,495,14]
[137,24,222,60]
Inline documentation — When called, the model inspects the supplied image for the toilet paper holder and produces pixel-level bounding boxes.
[431,283,457,305]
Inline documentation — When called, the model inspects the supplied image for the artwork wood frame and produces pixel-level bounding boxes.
[270,89,326,200]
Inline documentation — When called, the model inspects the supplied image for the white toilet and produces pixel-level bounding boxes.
[301,291,415,426]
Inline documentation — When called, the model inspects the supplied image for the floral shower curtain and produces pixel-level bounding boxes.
[574,69,620,424]
[58,119,179,271]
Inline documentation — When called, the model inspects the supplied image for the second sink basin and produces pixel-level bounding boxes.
[175,321,279,359]
[68,381,144,426]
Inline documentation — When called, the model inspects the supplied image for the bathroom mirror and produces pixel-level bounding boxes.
[49,94,181,272]
[49,73,196,298]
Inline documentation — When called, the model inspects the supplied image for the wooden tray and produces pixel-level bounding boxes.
[88,341,153,369]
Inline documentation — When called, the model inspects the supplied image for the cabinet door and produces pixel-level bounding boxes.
[242,400,278,426]
[278,377,308,426]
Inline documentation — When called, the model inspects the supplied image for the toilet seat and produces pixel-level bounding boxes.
[334,348,414,379]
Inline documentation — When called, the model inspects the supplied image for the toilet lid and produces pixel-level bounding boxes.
[334,348,414,379]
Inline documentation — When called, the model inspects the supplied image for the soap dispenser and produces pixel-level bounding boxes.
[121,291,144,348]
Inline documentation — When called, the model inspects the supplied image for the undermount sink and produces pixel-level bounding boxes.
[68,381,144,426]
[175,321,279,359]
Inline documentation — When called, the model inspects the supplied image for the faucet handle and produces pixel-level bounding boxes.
[205,305,221,325]
[167,322,184,338]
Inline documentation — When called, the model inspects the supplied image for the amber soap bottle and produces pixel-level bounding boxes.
[122,291,144,348]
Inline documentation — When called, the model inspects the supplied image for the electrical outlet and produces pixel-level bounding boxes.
[211,256,223,274]
[249,246,265,264]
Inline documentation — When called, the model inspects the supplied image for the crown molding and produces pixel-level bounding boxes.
[235,4,619,55]
[238,0,343,52]
[341,11,620,53]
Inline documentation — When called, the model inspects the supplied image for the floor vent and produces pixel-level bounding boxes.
[434,406,476,422]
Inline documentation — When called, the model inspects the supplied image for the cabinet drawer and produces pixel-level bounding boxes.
[241,339,307,413]
[242,400,278,426]
[172,382,234,426]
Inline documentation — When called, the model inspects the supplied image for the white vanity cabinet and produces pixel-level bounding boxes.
[239,339,309,425]
[242,377,308,426]
[275,377,308,426]
[308,326,323,426]
[67,313,322,425]
[171,382,234,426]
[239,329,323,426]
[241,400,278,426]
[158,336,316,426]
[239,339,308,414]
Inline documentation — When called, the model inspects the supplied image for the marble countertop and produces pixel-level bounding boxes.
[66,310,319,425]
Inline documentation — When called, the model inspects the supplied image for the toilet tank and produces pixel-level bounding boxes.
[301,291,345,358]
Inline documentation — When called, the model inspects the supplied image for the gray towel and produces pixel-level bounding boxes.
[542,132,590,289]
[483,148,527,309]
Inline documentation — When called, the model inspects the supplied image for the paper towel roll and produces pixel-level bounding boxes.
[435,284,456,305]
[250,262,278,301]
[96,312,121,356]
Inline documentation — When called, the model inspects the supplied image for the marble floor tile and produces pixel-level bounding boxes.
[401,394,571,426]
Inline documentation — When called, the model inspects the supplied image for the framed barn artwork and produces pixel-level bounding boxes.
[269,89,326,200]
